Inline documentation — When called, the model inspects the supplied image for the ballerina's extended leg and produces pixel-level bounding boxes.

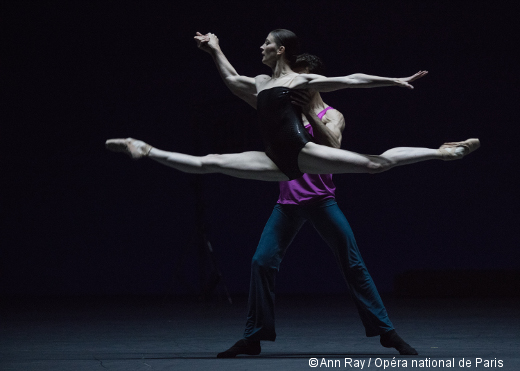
[105,138,288,181]
[105,137,480,180]
[297,139,480,175]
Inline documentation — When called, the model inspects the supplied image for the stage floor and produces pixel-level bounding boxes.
[1,295,519,370]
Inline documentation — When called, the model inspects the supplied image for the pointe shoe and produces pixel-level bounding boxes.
[438,138,480,161]
[105,138,153,160]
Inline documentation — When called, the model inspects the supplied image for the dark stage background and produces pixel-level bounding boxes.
[1,1,519,297]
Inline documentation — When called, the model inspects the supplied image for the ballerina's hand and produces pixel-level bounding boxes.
[395,70,428,89]
[194,32,220,53]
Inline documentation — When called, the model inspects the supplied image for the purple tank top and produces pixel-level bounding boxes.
[277,107,337,205]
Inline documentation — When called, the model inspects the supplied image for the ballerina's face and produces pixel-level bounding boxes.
[260,33,283,67]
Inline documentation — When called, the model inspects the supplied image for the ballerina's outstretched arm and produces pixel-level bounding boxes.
[193,32,427,96]
[290,70,429,92]
[194,32,257,104]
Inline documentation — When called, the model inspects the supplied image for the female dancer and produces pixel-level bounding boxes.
[106,29,479,180]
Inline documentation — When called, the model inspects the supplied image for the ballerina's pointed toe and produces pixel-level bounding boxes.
[438,138,480,161]
[105,138,152,160]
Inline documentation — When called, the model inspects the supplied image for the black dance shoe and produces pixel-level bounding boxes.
[217,339,261,358]
[380,330,418,355]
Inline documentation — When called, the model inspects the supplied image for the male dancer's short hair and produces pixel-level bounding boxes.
[293,53,325,75]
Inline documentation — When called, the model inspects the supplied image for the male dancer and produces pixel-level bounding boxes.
[194,32,418,357]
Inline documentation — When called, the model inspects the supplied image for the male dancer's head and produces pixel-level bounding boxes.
[290,53,328,111]
[292,53,325,75]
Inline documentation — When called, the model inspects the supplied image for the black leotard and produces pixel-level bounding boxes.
[257,86,313,180]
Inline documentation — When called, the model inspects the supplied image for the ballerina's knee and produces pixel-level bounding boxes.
[366,158,394,174]
[366,160,392,173]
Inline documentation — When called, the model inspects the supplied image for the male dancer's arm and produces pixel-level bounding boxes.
[194,32,257,108]
[291,91,344,148]
[305,108,344,148]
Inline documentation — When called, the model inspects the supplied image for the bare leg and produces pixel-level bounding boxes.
[298,139,479,175]
[106,137,479,180]
[105,138,288,181]
[149,148,288,181]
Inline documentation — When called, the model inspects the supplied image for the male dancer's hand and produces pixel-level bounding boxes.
[194,32,220,53]
[289,89,313,114]
[394,70,428,89]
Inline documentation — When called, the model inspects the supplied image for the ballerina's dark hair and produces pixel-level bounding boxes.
[269,29,301,66]
[293,53,325,75]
